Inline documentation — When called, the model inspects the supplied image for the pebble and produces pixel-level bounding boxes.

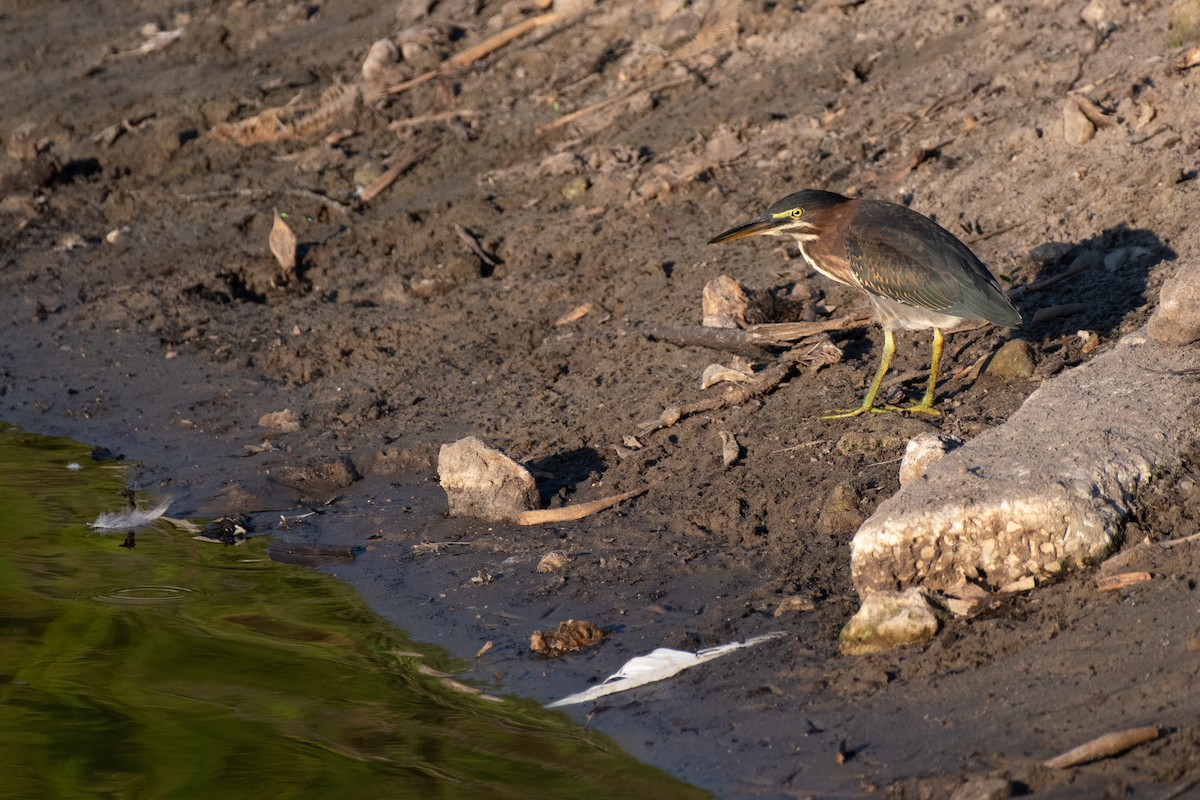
[899,433,960,485]
[949,777,1013,800]
[819,482,864,534]
[1028,241,1074,266]
[985,339,1036,380]
[1063,98,1096,145]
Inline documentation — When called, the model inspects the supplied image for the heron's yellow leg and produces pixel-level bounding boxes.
[821,328,896,419]
[903,327,944,416]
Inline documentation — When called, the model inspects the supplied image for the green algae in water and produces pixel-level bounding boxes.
[0,425,710,800]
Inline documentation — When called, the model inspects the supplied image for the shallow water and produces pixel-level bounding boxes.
[0,424,708,799]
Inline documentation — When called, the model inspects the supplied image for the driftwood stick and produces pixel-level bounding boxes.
[1009,257,1094,300]
[1031,303,1088,324]
[1042,726,1160,769]
[517,487,647,525]
[535,77,689,136]
[743,312,874,344]
[638,337,840,435]
[359,144,438,203]
[637,324,773,358]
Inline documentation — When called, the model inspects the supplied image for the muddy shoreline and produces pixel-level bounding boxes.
[5,0,1200,796]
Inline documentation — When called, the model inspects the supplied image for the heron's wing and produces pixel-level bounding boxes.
[843,203,1021,328]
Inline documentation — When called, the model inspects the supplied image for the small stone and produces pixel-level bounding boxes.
[899,433,960,485]
[819,482,865,535]
[537,550,571,573]
[1029,241,1074,266]
[258,408,302,432]
[361,38,398,81]
[839,588,940,656]
[561,176,588,200]
[985,340,1035,380]
[949,777,1013,800]
[1063,98,1096,145]
[438,436,539,522]
[702,274,772,328]
[1149,264,1200,346]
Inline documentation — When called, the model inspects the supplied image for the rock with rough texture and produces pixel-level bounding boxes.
[438,436,539,522]
[851,324,1200,597]
[1148,266,1200,346]
[839,588,939,655]
[984,339,1036,380]
[701,274,771,328]
[818,482,864,534]
[899,433,960,485]
[1063,98,1096,145]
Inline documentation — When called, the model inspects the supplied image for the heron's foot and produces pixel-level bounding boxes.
[819,404,872,420]
[821,402,941,419]
[877,402,942,417]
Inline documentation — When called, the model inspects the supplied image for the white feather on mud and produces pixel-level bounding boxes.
[89,498,173,531]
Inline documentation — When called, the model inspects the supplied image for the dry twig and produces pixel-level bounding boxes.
[517,487,647,525]
[1043,726,1159,769]
[638,337,842,436]
[535,77,690,136]
[359,144,438,203]
[1032,303,1087,324]
[1096,571,1151,591]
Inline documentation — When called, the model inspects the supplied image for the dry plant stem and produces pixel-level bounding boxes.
[517,487,647,525]
[535,77,690,136]
[448,12,561,69]
[388,109,481,130]
[639,339,836,435]
[1032,303,1088,324]
[359,144,438,203]
[1096,571,1152,591]
[638,324,773,358]
[1160,530,1200,548]
[1043,726,1160,769]
[744,312,874,344]
[454,224,497,268]
[386,12,562,97]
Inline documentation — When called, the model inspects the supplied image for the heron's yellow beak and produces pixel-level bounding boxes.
[707,215,789,244]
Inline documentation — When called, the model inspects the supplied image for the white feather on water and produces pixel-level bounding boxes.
[89,498,173,531]
[546,631,787,708]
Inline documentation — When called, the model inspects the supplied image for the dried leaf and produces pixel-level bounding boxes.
[269,209,297,280]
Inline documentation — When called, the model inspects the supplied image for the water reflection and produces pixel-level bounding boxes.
[0,425,709,799]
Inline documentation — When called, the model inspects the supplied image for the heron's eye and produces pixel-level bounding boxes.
[790,208,804,219]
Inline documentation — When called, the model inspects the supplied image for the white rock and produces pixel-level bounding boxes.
[899,433,960,485]
[1149,264,1200,346]
[851,314,1200,598]
[839,588,939,655]
[438,436,539,522]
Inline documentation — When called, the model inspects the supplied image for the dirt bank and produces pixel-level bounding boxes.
[3,1,1200,796]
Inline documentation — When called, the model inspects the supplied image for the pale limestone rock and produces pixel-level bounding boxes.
[850,324,1199,597]
[899,433,960,485]
[839,588,939,655]
[1148,265,1200,346]
[438,436,538,522]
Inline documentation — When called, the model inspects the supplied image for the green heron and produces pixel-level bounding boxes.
[709,190,1021,418]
